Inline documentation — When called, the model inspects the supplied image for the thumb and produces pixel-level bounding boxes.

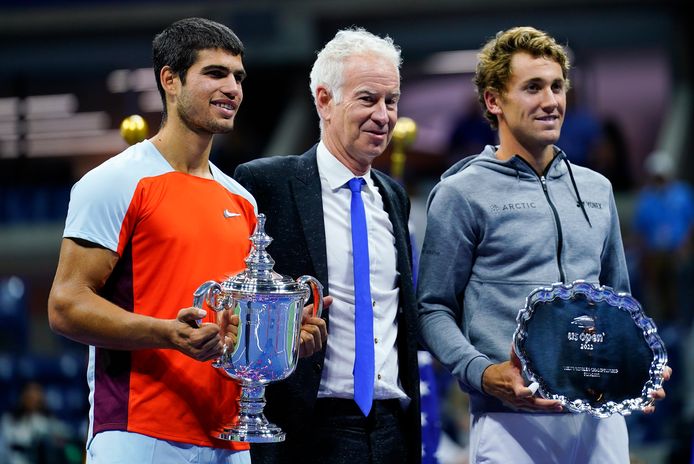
[179,307,207,322]
[509,343,524,369]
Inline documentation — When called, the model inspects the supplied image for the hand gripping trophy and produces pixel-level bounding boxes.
[193,214,323,442]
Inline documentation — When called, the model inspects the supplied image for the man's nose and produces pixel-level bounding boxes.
[540,88,559,109]
[221,76,241,96]
[371,100,390,124]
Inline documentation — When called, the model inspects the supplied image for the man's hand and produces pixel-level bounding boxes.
[211,295,332,359]
[642,365,672,414]
[171,307,225,362]
[299,295,332,358]
[482,347,563,412]
[224,311,240,348]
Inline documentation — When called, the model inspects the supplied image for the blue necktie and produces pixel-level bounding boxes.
[348,177,374,416]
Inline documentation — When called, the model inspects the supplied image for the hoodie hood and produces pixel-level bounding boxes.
[441,144,570,181]
[440,145,592,227]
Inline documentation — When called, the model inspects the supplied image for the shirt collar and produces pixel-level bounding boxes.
[316,141,376,195]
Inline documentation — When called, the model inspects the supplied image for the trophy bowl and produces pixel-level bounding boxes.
[193,214,323,442]
[513,280,668,418]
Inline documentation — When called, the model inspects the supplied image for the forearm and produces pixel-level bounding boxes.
[418,304,490,392]
[48,238,176,351]
[48,283,173,350]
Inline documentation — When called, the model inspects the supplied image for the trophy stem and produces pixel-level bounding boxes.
[218,383,286,443]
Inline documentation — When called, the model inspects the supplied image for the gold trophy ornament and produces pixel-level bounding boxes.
[390,117,417,181]
[119,115,149,145]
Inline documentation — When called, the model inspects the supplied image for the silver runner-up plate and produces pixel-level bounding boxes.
[513,280,668,418]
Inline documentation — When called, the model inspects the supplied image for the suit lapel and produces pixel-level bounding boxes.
[291,147,330,293]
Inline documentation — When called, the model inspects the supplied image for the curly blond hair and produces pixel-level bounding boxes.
[473,26,571,129]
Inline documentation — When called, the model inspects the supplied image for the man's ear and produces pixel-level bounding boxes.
[160,66,179,96]
[484,89,503,116]
[315,86,333,122]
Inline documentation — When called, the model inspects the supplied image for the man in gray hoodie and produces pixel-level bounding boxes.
[417,26,668,463]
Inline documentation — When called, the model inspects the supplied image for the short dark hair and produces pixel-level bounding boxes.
[152,17,244,117]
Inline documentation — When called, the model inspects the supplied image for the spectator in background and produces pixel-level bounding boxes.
[633,151,694,325]
[633,152,694,463]
[0,382,75,464]
[589,119,633,192]
[447,96,496,161]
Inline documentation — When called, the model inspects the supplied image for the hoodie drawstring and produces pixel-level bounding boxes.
[562,157,592,228]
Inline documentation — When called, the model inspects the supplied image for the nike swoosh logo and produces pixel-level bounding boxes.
[223,209,241,218]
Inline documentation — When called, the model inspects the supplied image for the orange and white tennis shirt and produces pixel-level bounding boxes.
[64,139,257,450]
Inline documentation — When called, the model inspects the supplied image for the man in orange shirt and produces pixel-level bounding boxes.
[47,17,325,464]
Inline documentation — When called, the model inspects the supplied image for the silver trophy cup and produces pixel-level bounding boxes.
[193,214,323,442]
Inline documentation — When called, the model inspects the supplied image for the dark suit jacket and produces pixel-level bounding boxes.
[233,145,421,464]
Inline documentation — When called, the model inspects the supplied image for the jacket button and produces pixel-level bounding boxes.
[314,363,322,373]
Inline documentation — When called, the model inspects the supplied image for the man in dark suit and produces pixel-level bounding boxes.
[234,27,421,464]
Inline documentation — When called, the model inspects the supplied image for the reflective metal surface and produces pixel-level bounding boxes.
[193,214,323,441]
[513,280,668,418]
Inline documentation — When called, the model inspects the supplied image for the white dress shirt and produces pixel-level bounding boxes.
[315,141,408,403]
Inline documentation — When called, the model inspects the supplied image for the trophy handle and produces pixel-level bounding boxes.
[297,276,324,318]
[192,280,223,327]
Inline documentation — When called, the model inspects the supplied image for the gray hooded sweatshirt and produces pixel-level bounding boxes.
[417,145,630,415]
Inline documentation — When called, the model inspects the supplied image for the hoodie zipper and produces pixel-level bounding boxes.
[540,175,566,283]
[514,155,566,283]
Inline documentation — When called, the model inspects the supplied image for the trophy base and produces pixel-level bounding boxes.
[217,383,289,442]
[218,424,286,443]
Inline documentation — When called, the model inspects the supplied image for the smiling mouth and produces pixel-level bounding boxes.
[212,102,237,111]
